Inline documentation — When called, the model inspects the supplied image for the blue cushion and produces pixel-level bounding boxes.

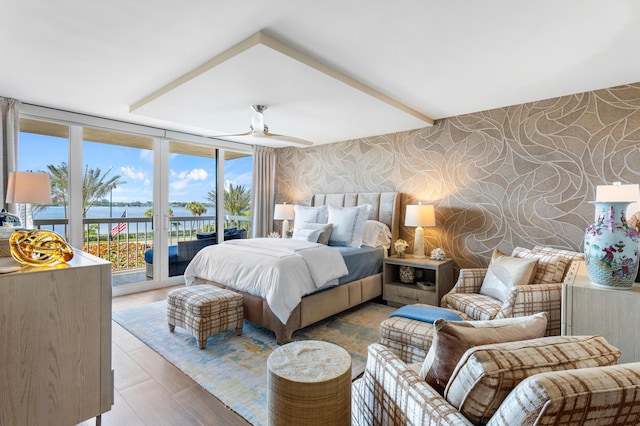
[144,245,178,264]
[196,232,216,240]
[389,305,463,323]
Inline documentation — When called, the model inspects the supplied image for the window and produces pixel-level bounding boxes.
[19,106,253,293]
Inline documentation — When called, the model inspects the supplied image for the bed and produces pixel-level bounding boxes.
[184,191,401,344]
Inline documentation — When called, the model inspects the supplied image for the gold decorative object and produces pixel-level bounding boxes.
[9,230,74,266]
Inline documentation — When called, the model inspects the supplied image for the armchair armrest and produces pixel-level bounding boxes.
[352,343,473,426]
[495,282,563,336]
[448,268,487,294]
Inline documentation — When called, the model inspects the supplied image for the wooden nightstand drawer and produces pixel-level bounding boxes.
[383,282,437,307]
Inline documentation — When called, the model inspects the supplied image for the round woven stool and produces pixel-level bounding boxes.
[267,340,351,425]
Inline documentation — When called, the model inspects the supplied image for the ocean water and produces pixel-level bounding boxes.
[34,205,201,219]
[33,205,215,235]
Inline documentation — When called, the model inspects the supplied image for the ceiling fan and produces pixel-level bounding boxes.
[217,105,314,146]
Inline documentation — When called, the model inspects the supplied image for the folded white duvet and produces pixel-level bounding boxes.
[183,238,349,324]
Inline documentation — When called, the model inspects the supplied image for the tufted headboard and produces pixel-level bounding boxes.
[310,192,402,245]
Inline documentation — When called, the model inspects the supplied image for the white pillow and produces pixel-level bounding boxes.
[479,255,538,301]
[302,222,334,245]
[361,220,392,249]
[327,204,371,247]
[292,228,322,242]
[293,205,328,233]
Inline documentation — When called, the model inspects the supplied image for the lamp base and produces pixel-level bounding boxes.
[282,219,290,238]
[413,226,426,258]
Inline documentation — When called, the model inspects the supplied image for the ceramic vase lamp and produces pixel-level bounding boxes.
[584,183,640,290]
[405,204,436,258]
[274,203,295,238]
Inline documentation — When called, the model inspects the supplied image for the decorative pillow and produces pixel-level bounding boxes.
[445,335,621,424]
[361,220,392,249]
[327,204,371,247]
[293,205,328,234]
[490,248,507,263]
[512,247,569,284]
[301,222,333,245]
[479,255,538,301]
[419,312,548,394]
[292,228,322,242]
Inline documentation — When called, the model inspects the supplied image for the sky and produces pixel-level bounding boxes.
[19,132,253,204]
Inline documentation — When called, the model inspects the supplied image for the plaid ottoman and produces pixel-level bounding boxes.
[167,284,244,349]
[379,304,467,364]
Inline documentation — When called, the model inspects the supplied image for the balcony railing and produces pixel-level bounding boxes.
[33,215,251,273]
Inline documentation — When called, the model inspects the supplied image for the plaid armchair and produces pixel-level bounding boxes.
[353,336,640,426]
[440,246,583,336]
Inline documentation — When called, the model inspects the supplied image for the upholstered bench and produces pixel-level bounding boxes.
[167,284,244,349]
[379,304,468,364]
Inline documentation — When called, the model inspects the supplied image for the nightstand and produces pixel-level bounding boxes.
[383,255,454,307]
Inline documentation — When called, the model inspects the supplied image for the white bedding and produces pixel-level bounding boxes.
[183,238,349,324]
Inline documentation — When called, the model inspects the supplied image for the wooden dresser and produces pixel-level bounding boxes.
[562,260,640,364]
[0,250,113,425]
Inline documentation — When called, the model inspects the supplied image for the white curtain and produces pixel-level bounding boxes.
[251,145,276,238]
[0,97,19,216]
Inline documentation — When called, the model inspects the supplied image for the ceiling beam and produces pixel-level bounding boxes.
[130,31,435,126]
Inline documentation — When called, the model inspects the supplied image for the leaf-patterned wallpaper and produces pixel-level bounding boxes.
[275,83,640,269]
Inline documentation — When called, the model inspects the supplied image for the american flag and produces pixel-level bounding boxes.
[111,210,127,236]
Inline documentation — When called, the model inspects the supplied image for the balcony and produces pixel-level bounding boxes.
[33,214,251,286]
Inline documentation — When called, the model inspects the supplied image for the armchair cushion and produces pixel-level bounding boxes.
[445,335,622,425]
[479,255,538,301]
[442,291,502,320]
[419,313,548,394]
[488,362,640,426]
[512,246,569,284]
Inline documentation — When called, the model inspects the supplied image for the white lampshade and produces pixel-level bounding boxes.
[5,171,52,204]
[405,204,436,227]
[405,204,435,258]
[595,183,640,203]
[274,203,295,220]
[274,203,295,238]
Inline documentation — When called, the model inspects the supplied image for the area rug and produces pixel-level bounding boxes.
[112,300,395,425]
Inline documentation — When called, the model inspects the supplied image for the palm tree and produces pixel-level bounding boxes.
[47,162,125,217]
[206,184,251,216]
[185,202,207,216]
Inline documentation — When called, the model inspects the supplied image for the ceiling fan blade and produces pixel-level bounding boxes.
[263,131,314,146]
[213,131,253,138]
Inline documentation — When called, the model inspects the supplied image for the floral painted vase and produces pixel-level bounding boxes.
[584,201,640,289]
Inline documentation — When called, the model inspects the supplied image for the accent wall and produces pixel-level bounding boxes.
[275,83,640,268]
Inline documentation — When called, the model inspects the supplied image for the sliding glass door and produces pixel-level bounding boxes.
[82,127,154,288]
[166,141,217,277]
[19,106,253,295]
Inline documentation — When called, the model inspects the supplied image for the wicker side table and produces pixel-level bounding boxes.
[267,340,351,425]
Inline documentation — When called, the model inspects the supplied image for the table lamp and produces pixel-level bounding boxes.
[5,171,52,229]
[405,204,435,258]
[274,203,295,238]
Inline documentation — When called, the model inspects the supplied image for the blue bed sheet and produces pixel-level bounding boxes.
[332,245,385,284]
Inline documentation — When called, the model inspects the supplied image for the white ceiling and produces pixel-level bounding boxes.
[2,1,639,147]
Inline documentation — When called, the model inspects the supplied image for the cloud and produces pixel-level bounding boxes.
[170,168,209,191]
[121,166,146,181]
